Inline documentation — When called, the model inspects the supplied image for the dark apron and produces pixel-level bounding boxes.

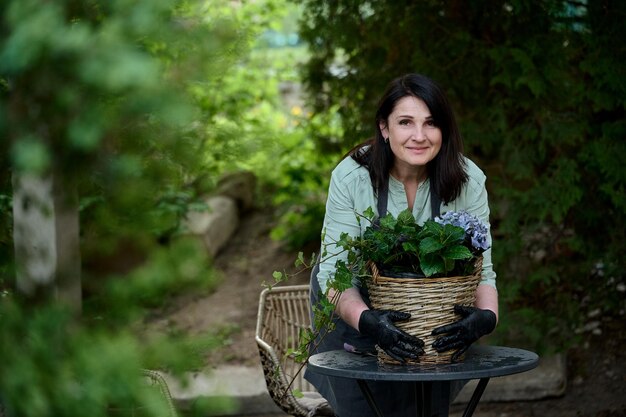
[304,182,461,417]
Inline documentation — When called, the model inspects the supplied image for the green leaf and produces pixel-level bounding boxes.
[379,214,396,229]
[398,225,416,235]
[396,209,415,226]
[443,224,465,243]
[272,271,283,281]
[444,258,456,274]
[443,245,473,260]
[420,254,444,277]
[419,237,444,255]
[319,296,336,316]
[401,241,418,254]
[298,328,313,345]
[331,260,353,291]
[337,232,351,249]
[419,220,442,238]
[376,241,391,256]
[363,206,375,220]
[295,251,305,267]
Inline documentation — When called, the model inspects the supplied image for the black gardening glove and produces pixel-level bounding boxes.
[431,305,497,362]
[358,309,425,363]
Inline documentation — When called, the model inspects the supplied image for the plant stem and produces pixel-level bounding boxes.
[280,290,342,399]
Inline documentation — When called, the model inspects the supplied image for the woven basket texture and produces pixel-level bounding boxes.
[368,257,483,364]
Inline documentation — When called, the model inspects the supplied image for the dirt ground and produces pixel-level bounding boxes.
[148,206,626,417]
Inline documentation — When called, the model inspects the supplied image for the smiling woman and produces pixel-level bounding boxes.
[380,95,443,210]
[304,73,498,417]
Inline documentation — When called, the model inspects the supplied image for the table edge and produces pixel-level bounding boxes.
[307,346,540,382]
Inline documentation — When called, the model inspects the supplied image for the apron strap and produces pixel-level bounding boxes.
[376,182,388,220]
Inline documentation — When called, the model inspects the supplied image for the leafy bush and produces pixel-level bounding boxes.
[294,0,626,352]
[0,0,293,415]
[0,292,233,417]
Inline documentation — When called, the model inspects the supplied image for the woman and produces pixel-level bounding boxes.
[304,73,498,417]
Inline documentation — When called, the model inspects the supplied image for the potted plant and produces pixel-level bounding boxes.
[272,208,490,366]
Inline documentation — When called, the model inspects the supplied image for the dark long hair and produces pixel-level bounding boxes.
[351,73,468,204]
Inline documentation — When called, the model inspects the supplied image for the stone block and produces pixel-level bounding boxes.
[216,171,257,212]
[162,366,283,416]
[184,196,239,257]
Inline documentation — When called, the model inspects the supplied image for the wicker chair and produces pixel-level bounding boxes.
[108,369,178,416]
[255,285,335,417]
[142,369,178,417]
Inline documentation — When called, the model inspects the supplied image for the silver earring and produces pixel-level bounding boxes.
[384,137,389,144]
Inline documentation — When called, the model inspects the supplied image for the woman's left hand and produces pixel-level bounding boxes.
[431,305,496,362]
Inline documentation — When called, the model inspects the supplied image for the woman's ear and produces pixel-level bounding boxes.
[378,121,388,137]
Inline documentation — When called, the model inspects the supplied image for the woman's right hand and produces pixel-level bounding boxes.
[358,309,425,362]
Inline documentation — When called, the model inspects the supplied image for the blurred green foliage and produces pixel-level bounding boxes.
[294,0,626,353]
[0,0,304,415]
[5,0,623,413]
[0,293,235,417]
[195,5,339,248]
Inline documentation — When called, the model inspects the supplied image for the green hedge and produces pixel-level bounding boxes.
[295,0,626,352]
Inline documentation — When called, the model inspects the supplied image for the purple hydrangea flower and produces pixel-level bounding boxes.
[435,211,490,252]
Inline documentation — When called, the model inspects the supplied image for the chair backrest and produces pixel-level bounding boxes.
[255,284,316,416]
[142,369,178,417]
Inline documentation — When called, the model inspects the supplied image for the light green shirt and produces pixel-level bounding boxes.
[316,155,497,292]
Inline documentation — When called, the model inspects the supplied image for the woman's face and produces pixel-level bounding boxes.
[379,95,442,172]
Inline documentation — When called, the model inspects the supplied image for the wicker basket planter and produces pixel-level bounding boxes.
[367,257,483,364]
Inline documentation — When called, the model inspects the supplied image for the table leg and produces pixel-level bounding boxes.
[462,378,490,417]
[433,382,451,417]
[356,379,452,417]
[356,379,385,417]
[414,382,450,417]
[414,382,425,417]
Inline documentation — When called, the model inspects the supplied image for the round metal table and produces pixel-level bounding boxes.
[307,345,539,417]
